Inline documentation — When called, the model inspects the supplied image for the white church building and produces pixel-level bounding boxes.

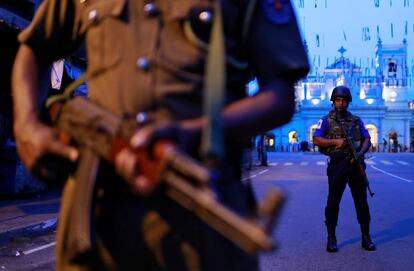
[267,39,414,152]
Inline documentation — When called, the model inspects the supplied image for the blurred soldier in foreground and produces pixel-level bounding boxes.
[12,0,308,270]
[313,86,376,253]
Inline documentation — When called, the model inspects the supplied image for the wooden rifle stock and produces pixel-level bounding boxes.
[339,121,375,197]
[48,96,285,254]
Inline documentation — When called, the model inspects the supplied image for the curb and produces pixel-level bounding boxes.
[0,218,58,246]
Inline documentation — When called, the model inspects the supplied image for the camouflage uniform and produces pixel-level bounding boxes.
[315,110,371,227]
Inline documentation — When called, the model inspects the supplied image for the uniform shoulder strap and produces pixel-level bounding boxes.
[349,114,360,122]
[201,0,225,160]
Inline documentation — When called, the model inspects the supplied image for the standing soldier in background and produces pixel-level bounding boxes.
[313,86,376,253]
[12,0,309,270]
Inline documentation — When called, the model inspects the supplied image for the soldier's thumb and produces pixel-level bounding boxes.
[47,141,79,162]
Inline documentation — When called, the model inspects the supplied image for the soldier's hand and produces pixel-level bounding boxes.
[115,120,201,195]
[114,122,174,195]
[357,151,364,159]
[115,123,173,195]
[333,138,347,149]
[115,147,156,195]
[130,120,201,153]
[351,151,365,163]
[14,117,78,173]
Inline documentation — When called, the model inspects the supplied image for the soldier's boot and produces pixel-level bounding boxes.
[361,223,376,251]
[326,225,338,253]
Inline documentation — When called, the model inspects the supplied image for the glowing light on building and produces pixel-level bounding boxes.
[389,91,397,102]
[360,88,366,99]
[336,78,345,86]
[311,99,320,105]
[366,98,375,104]
[306,86,312,100]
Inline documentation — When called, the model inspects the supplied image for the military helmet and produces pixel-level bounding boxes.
[330,86,352,102]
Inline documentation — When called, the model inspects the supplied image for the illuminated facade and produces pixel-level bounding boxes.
[271,40,414,151]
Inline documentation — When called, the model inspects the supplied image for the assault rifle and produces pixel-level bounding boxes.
[339,120,375,197]
[42,96,285,258]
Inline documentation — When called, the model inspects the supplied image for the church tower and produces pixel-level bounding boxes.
[375,39,409,108]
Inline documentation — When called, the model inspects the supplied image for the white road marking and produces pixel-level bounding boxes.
[396,160,410,166]
[284,162,293,166]
[258,169,269,175]
[242,169,269,181]
[300,162,309,166]
[269,162,278,166]
[365,160,376,165]
[380,160,393,165]
[370,165,413,183]
[22,242,56,255]
[316,161,326,166]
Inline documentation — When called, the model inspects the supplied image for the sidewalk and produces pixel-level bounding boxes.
[0,189,61,246]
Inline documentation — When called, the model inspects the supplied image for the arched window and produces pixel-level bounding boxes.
[388,59,397,78]
[288,131,298,143]
[309,124,319,143]
[388,130,399,152]
[365,124,378,147]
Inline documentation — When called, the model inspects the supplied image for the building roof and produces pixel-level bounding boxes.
[326,56,361,70]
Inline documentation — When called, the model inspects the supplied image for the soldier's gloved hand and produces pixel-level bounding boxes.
[356,151,365,161]
[333,138,347,149]
[350,151,364,164]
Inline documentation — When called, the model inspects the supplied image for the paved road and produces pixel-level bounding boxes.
[253,152,414,271]
[1,152,414,271]
[0,232,55,271]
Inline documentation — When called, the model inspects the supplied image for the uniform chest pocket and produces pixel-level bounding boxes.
[169,0,214,47]
[79,0,127,74]
[182,5,214,50]
[156,0,214,80]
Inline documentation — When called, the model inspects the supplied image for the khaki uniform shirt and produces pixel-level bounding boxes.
[19,0,308,120]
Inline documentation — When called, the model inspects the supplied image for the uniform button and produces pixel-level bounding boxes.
[136,57,150,71]
[198,10,213,24]
[136,112,149,125]
[274,0,283,10]
[144,3,158,16]
[88,10,98,22]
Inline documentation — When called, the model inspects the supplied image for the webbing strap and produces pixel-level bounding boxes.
[201,0,225,159]
[45,58,119,108]
[242,0,258,43]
